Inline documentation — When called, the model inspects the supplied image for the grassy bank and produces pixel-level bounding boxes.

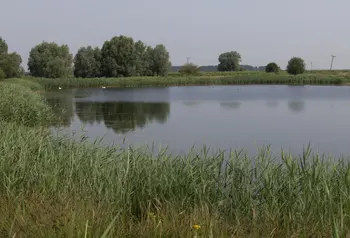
[20,72,350,90]
[1,121,350,237]
[1,81,350,236]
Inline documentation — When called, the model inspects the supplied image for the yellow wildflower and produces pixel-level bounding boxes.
[192,224,201,230]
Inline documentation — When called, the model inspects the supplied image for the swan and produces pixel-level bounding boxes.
[58,87,62,90]
[102,86,106,89]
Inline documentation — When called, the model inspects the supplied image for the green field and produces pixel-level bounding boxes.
[1,76,350,236]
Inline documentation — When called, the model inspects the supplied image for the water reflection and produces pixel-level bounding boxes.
[288,101,305,113]
[45,91,74,126]
[220,101,241,110]
[75,102,170,134]
[266,101,278,108]
[183,101,200,107]
[45,86,350,156]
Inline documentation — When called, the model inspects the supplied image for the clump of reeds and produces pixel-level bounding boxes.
[0,123,349,237]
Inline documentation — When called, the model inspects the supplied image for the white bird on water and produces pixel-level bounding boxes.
[58,87,62,90]
[102,86,106,89]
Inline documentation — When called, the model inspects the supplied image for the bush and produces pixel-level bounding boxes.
[179,63,200,75]
[5,78,44,91]
[287,57,305,75]
[0,83,52,126]
[0,69,5,80]
[265,62,280,73]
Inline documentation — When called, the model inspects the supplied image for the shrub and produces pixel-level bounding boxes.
[0,83,52,126]
[179,63,200,75]
[265,62,280,73]
[287,57,305,75]
[5,78,44,91]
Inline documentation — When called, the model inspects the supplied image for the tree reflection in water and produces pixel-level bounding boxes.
[288,101,305,113]
[75,101,170,134]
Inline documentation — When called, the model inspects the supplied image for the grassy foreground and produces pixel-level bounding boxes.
[1,80,350,237]
[21,71,350,90]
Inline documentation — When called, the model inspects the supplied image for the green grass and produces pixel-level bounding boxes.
[0,122,350,237]
[19,72,350,90]
[0,83,52,126]
[2,78,44,91]
[2,75,350,236]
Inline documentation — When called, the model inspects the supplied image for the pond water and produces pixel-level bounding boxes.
[47,85,350,157]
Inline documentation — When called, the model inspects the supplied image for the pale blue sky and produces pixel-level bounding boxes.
[1,0,350,69]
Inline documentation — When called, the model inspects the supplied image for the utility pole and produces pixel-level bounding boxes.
[311,62,312,72]
[330,55,336,70]
[186,57,191,64]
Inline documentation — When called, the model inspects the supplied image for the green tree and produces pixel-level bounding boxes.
[28,42,73,78]
[0,37,8,55]
[150,44,171,76]
[143,46,155,76]
[179,63,200,75]
[286,57,305,75]
[74,46,101,78]
[134,40,148,76]
[0,52,23,78]
[0,37,23,79]
[217,51,241,71]
[93,47,102,77]
[265,62,280,73]
[46,58,66,79]
[101,35,136,77]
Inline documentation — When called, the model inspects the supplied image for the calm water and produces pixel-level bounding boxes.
[47,85,350,156]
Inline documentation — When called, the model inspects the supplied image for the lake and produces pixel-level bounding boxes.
[46,85,350,157]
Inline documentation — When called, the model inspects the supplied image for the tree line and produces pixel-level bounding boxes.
[0,35,306,79]
[0,35,172,79]
[180,51,306,75]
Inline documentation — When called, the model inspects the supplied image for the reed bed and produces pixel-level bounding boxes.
[0,83,52,126]
[0,122,350,237]
[24,73,350,90]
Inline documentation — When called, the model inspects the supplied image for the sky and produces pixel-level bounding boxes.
[1,0,350,70]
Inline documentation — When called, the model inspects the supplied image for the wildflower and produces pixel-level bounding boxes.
[192,224,201,230]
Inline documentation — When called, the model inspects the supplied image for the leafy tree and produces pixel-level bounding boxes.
[0,37,23,79]
[28,42,73,78]
[0,37,8,55]
[46,58,66,79]
[265,62,280,73]
[101,35,136,77]
[0,52,22,78]
[93,47,102,77]
[217,51,241,71]
[150,44,171,76]
[143,46,155,76]
[286,57,305,75]
[179,63,200,75]
[134,40,148,76]
[74,46,101,78]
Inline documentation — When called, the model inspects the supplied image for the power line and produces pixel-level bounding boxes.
[330,55,336,70]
